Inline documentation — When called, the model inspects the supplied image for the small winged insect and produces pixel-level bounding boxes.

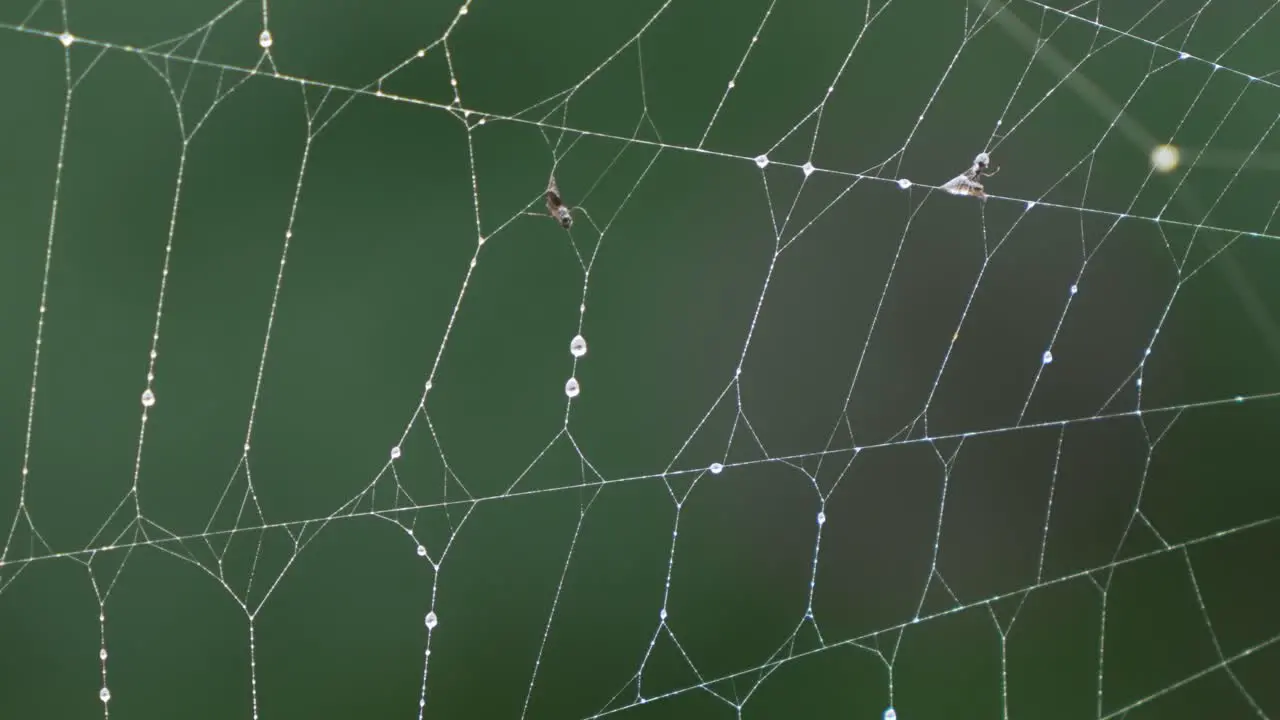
[942,151,999,199]
[545,175,573,229]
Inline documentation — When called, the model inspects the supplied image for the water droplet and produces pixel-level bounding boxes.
[1178,51,1189,59]
[754,155,769,168]
[897,178,911,189]
[99,648,108,661]
[100,687,111,703]
[884,708,896,720]
[425,611,438,629]
[141,389,155,407]
[258,30,273,48]
[709,462,724,475]
[391,446,401,460]
[416,545,427,557]
[1042,350,1053,364]
[1069,284,1078,295]
[564,378,580,398]
[802,162,815,177]
[659,608,667,620]
[59,32,74,47]
[817,511,826,525]
[570,335,587,358]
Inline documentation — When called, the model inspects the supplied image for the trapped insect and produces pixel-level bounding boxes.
[942,151,999,199]
[545,175,573,229]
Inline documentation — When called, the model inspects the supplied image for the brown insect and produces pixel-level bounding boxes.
[545,175,573,229]
[941,152,999,199]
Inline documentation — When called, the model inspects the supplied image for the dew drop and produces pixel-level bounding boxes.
[659,608,667,620]
[570,335,588,358]
[100,687,111,703]
[897,178,911,189]
[709,462,724,475]
[817,511,826,525]
[59,32,74,47]
[391,446,401,460]
[802,162,815,177]
[564,378,580,398]
[141,389,155,407]
[1042,350,1053,365]
[425,611,438,629]
[754,155,769,168]
[884,708,896,720]
[1069,284,1078,295]
[416,545,427,557]
[258,30,273,48]
[99,648,108,661]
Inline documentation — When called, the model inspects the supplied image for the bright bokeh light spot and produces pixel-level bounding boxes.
[1150,144,1180,173]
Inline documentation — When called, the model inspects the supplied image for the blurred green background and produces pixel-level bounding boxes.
[2,0,1279,718]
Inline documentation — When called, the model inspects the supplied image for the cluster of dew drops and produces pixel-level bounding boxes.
[566,333,587,398]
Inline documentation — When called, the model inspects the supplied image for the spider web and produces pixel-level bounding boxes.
[1,0,1279,717]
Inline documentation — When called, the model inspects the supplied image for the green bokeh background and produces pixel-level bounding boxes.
[2,0,1279,718]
